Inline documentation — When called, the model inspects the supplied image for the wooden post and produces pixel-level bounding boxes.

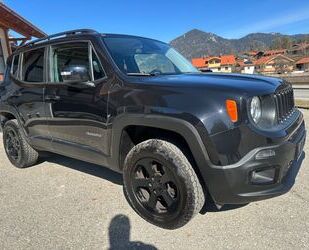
[3,28,11,55]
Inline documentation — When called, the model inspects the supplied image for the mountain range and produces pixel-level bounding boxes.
[170,29,309,59]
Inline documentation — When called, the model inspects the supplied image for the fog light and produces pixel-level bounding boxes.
[255,149,276,160]
[251,167,277,185]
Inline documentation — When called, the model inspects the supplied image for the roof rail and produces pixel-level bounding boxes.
[19,29,99,48]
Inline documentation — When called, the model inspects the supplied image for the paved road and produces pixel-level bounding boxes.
[0,111,309,250]
[294,88,309,100]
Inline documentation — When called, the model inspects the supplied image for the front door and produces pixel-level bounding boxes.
[44,41,109,164]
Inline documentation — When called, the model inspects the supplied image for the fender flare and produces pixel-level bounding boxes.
[0,104,30,141]
[110,114,211,171]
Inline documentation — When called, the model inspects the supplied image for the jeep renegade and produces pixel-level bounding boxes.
[0,29,306,229]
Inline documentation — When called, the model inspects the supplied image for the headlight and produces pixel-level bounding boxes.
[250,96,262,124]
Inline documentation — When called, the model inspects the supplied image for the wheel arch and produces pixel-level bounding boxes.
[0,105,29,141]
[0,110,17,129]
[111,114,211,191]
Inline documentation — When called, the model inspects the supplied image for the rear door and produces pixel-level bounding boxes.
[8,47,51,149]
[44,41,109,163]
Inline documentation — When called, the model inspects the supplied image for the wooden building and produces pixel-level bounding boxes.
[255,54,295,74]
[296,57,309,72]
[191,55,236,73]
[0,2,46,81]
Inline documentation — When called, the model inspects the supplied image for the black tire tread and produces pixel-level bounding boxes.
[3,120,39,168]
[123,139,205,229]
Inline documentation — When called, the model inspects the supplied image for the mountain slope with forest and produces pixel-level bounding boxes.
[170,29,309,59]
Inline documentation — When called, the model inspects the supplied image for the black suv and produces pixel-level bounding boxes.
[0,29,306,229]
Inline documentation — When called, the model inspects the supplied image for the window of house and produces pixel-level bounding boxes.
[22,48,45,82]
[51,43,105,83]
[225,67,228,70]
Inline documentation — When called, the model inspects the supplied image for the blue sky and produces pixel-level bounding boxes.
[5,0,309,42]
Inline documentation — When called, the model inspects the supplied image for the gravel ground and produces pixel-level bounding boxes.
[0,110,309,250]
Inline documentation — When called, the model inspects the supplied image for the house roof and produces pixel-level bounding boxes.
[263,49,287,56]
[296,57,309,65]
[244,51,258,56]
[255,54,294,65]
[289,43,309,51]
[0,3,46,38]
[220,55,236,65]
[192,56,222,68]
[237,60,255,67]
[192,55,237,68]
[255,55,274,65]
[191,57,207,68]
[207,56,220,62]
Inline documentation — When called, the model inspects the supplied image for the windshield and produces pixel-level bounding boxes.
[102,36,198,75]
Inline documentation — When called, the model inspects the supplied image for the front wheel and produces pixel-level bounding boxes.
[123,139,205,229]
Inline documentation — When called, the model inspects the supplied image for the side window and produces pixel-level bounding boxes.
[11,54,20,77]
[51,43,105,83]
[52,43,90,83]
[22,48,45,82]
[91,49,105,80]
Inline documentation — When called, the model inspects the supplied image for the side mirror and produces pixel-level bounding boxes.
[60,65,90,83]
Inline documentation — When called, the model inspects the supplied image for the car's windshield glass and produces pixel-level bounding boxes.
[102,36,198,76]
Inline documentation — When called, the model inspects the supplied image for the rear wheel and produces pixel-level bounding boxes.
[123,139,205,229]
[3,120,39,168]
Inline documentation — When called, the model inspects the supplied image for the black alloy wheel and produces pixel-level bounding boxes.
[3,120,39,168]
[131,157,181,216]
[4,127,21,162]
[123,139,205,229]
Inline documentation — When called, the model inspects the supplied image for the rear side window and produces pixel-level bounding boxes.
[11,54,20,77]
[22,48,45,82]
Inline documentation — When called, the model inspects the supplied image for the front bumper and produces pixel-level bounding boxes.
[206,121,306,205]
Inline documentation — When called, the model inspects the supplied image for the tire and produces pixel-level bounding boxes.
[123,139,205,229]
[3,120,39,168]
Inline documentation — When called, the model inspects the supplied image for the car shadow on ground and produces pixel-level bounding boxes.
[42,154,247,214]
[39,153,123,186]
[39,154,250,214]
[39,151,306,215]
[201,199,249,213]
[108,214,157,250]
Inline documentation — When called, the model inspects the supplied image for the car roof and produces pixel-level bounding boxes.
[101,33,166,44]
[13,29,99,54]
[12,29,166,55]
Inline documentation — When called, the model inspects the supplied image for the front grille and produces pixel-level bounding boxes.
[274,84,295,123]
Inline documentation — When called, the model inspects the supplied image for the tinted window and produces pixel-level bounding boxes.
[22,48,45,82]
[52,43,90,82]
[11,54,20,76]
[92,50,105,80]
[134,54,175,74]
[103,36,198,75]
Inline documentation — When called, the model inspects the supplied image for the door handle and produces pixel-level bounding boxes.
[45,95,61,101]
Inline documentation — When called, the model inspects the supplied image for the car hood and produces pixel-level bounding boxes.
[131,73,285,96]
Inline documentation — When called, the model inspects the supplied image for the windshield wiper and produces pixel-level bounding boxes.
[126,72,158,76]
